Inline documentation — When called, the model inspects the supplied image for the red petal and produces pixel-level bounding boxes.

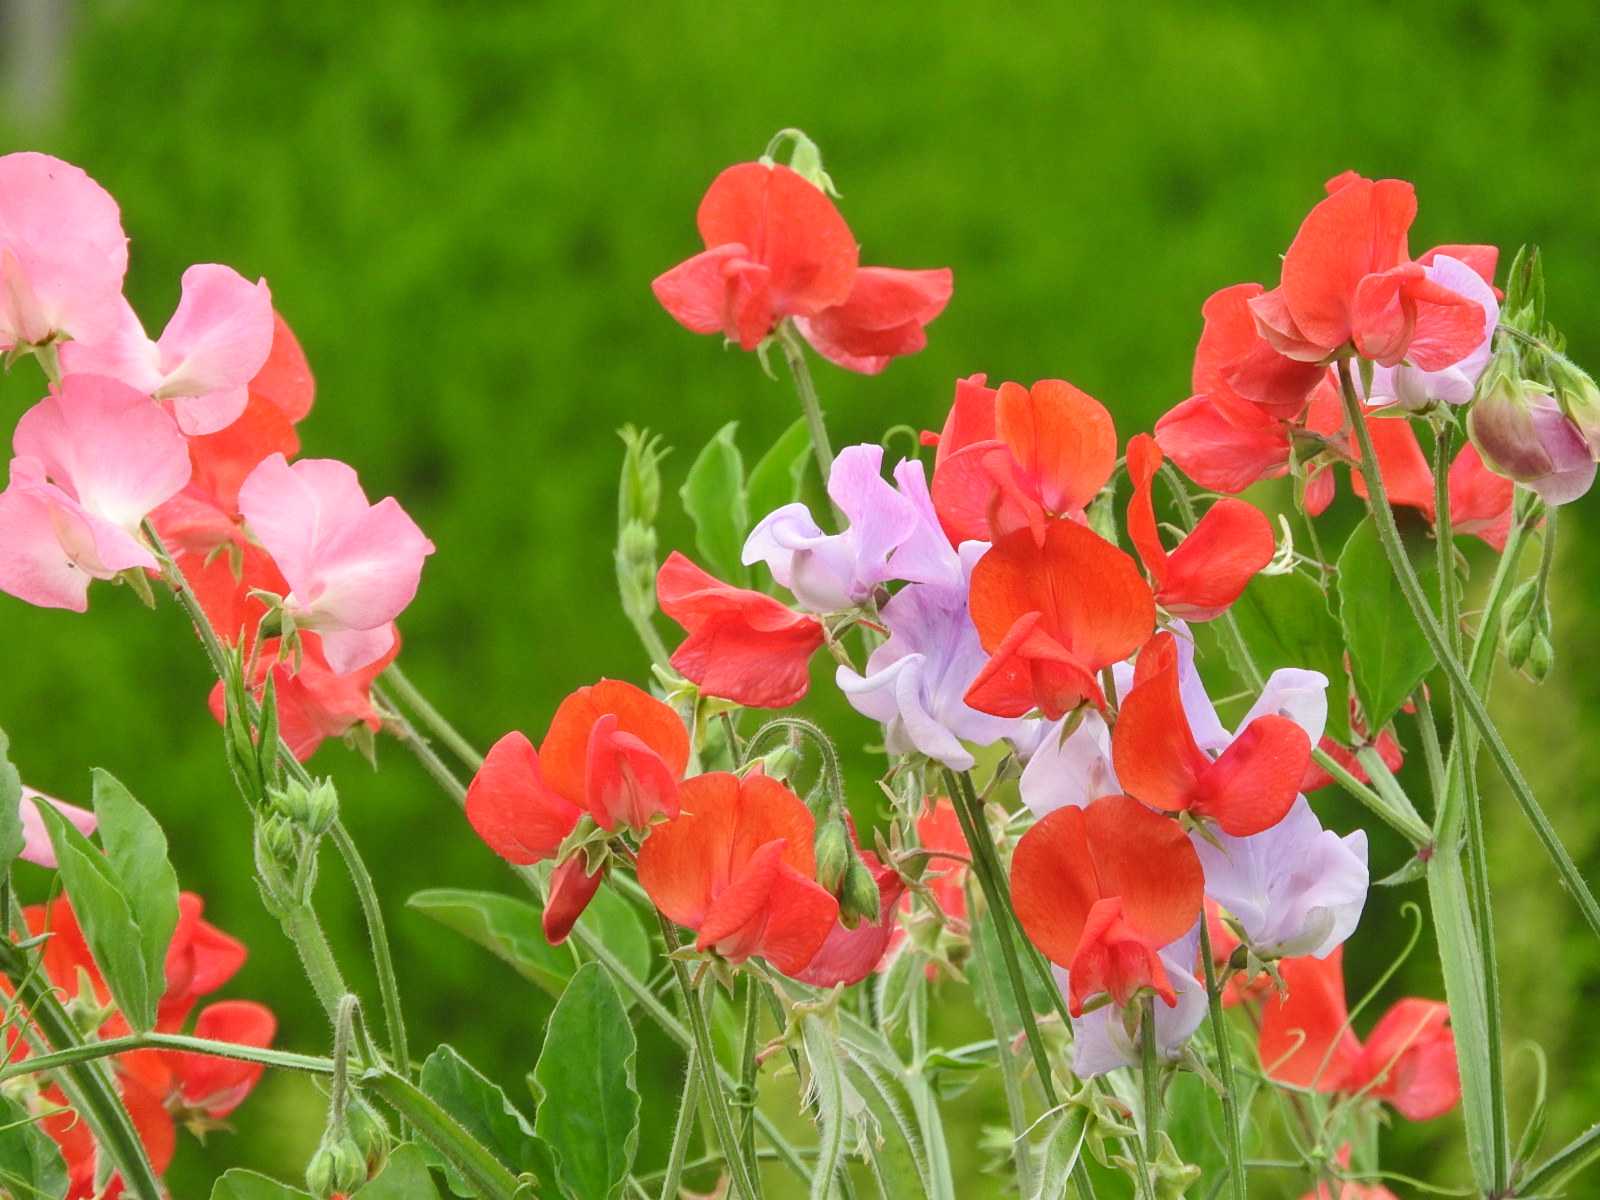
[1010,804,1102,967]
[465,731,583,865]
[249,311,315,422]
[1154,393,1291,494]
[539,678,690,811]
[1448,443,1513,551]
[543,855,606,945]
[963,609,1104,720]
[582,714,682,832]
[1080,793,1204,949]
[753,863,841,977]
[1418,244,1499,288]
[1124,433,1167,586]
[798,266,952,373]
[177,1001,276,1116]
[1258,949,1363,1092]
[792,854,906,987]
[697,839,787,954]
[1158,498,1275,621]
[929,373,998,467]
[1350,414,1434,517]
[1111,656,1209,814]
[652,243,754,336]
[995,380,1117,516]
[1192,714,1309,836]
[1065,897,1176,1016]
[1359,999,1460,1120]
[1352,268,1485,370]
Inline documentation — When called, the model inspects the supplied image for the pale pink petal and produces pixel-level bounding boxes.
[0,476,94,611]
[306,496,434,632]
[152,265,274,433]
[18,788,97,868]
[58,297,164,393]
[0,153,128,348]
[318,624,398,677]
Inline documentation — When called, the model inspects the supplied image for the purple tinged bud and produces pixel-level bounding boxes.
[1469,366,1596,505]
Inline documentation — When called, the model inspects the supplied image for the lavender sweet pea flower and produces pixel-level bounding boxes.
[742,443,960,612]
[19,787,97,868]
[1365,255,1499,411]
[1063,924,1207,1078]
[836,544,1030,770]
[1193,796,1368,960]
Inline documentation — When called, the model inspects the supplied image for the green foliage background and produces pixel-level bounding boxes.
[2,2,1599,1194]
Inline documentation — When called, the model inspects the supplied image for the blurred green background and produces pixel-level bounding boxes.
[3,1,1599,1194]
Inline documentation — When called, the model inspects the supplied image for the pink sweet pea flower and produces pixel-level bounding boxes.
[0,152,129,351]
[793,266,953,374]
[0,375,190,611]
[18,789,98,868]
[63,264,274,435]
[237,454,434,673]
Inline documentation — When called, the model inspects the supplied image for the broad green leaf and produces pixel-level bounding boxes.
[90,770,179,1026]
[209,1170,310,1199]
[1161,1070,1232,1183]
[578,885,651,990]
[408,888,579,996]
[679,421,750,584]
[0,727,25,876]
[1228,570,1351,742]
[1428,851,1499,1193]
[364,1143,443,1199]
[419,1043,558,1197]
[37,801,154,1030]
[0,1095,68,1198]
[746,417,813,523]
[532,963,640,1200]
[1337,517,1437,733]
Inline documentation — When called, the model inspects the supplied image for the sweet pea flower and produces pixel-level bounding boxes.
[17,789,97,868]
[1469,370,1598,506]
[0,375,190,612]
[1112,632,1312,837]
[63,263,275,435]
[237,453,434,674]
[1011,795,1205,1016]
[173,1000,277,1117]
[1193,796,1368,961]
[1259,947,1461,1121]
[0,152,129,351]
[1125,433,1275,621]
[1347,415,1515,549]
[1363,254,1499,410]
[1249,173,1485,371]
[930,378,1118,545]
[653,162,858,351]
[793,266,954,374]
[837,543,1035,770]
[744,443,960,612]
[792,847,907,987]
[656,551,825,708]
[965,521,1155,720]
[637,771,840,976]
[1298,1147,1400,1200]
[1063,924,1209,1078]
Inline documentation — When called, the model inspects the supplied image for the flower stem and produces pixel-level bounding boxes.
[658,1041,701,1200]
[777,322,838,501]
[362,1067,523,1199]
[1140,995,1161,1159]
[381,662,484,769]
[0,1032,337,1083]
[1335,359,1600,941]
[1196,915,1249,1200]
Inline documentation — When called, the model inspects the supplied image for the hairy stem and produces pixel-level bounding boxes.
[381,662,484,769]
[777,322,837,500]
[1196,915,1249,1200]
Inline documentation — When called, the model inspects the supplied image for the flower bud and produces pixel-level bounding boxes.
[272,777,339,837]
[617,426,665,532]
[345,1095,392,1175]
[1550,357,1600,456]
[1526,632,1555,683]
[1504,619,1535,671]
[813,819,851,895]
[257,812,300,872]
[839,856,882,929]
[1502,579,1540,632]
[1469,369,1596,506]
[305,1130,367,1198]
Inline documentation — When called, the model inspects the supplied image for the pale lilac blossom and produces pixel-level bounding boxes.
[1064,924,1208,1077]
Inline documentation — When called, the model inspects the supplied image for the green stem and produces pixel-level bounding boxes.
[381,662,484,769]
[283,900,349,1020]
[1518,1121,1600,1195]
[328,820,409,1077]
[381,692,470,804]
[777,322,837,497]
[1196,915,1248,1200]
[658,1042,701,1200]
[657,915,764,1200]
[0,1032,337,1083]
[1336,359,1600,941]
[967,876,1038,1197]
[738,977,761,1179]
[362,1067,522,1199]
[1140,996,1161,1158]
[0,936,163,1200]
[942,768,1059,1107]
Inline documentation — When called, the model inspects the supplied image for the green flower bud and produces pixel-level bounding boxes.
[272,777,339,837]
[305,1131,367,1198]
[1502,579,1540,632]
[839,856,882,929]
[345,1095,392,1174]
[258,812,300,871]
[1527,632,1555,683]
[1504,619,1535,671]
[1550,357,1600,456]
[813,819,851,895]
[617,426,666,532]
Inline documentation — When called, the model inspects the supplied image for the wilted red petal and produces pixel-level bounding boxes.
[995,380,1117,517]
[1192,714,1309,836]
[544,854,606,945]
[1258,948,1363,1092]
[464,731,583,866]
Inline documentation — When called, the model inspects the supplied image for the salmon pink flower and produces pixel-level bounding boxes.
[930,378,1118,545]
[964,521,1154,719]
[1012,794,1204,1016]
[0,152,129,351]
[0,375,190,611]
[636,771,839,975]
[1125,433,1275,621]
[17,788,97,868]
[172,1000,276,1117]
[652,162,858,351]
[792,847,907,987]
[1258,947,1460,1121]
[64,263,275,435]
[1347,415,1515,550]
[1112,632,1312,837]
[1064,924,1208,1077]
[793,266,953,374]
[1252,173,1486,371]
[656,551,825,708]
[1363,253,1498,410]
[237,453,434,674]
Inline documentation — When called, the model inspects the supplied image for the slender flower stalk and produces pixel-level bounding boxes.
[1196,914,1249,1200]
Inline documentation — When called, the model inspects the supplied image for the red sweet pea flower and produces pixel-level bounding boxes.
[1258,947,1461,1120]
[1124,434,1274,621]
[917,798,969,926]
[1251,173,1484,370]
[930,378,1118,545]
[652,162,858,351]
[173,1000,277,1117]
[1010,794,1204,1016]
[1301,727,1405,794]
[964,522,1154,719]
[1195,283,1328,419]
[1346,415,1514,550]
[656,551,825,708]
[792,847,907,987]
[161,892,250,1029]
[1112,632,1310,837]
[795,266,953,374]
[637,771,839,976]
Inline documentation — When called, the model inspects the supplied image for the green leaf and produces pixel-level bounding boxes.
[746,417,813,524]
[578,886,651,991]
[679,421,750,584]
[209,1170,311,1199]
[364,1144,443,1199]
[840,1049,930,1197]
[408,888,579,997]
[1029,1108,1087,1200]
[90,770,180,1025]
[532,962,640,1200]
[1337,517,1437,733]
[0,1095,68,1198]
[1228,570,1351,742]
[967,898,1054,1030]
[0,727,25,876]
[418,1044,559,1198]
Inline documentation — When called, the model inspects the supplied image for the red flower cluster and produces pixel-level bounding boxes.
[14,894,273,1198]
